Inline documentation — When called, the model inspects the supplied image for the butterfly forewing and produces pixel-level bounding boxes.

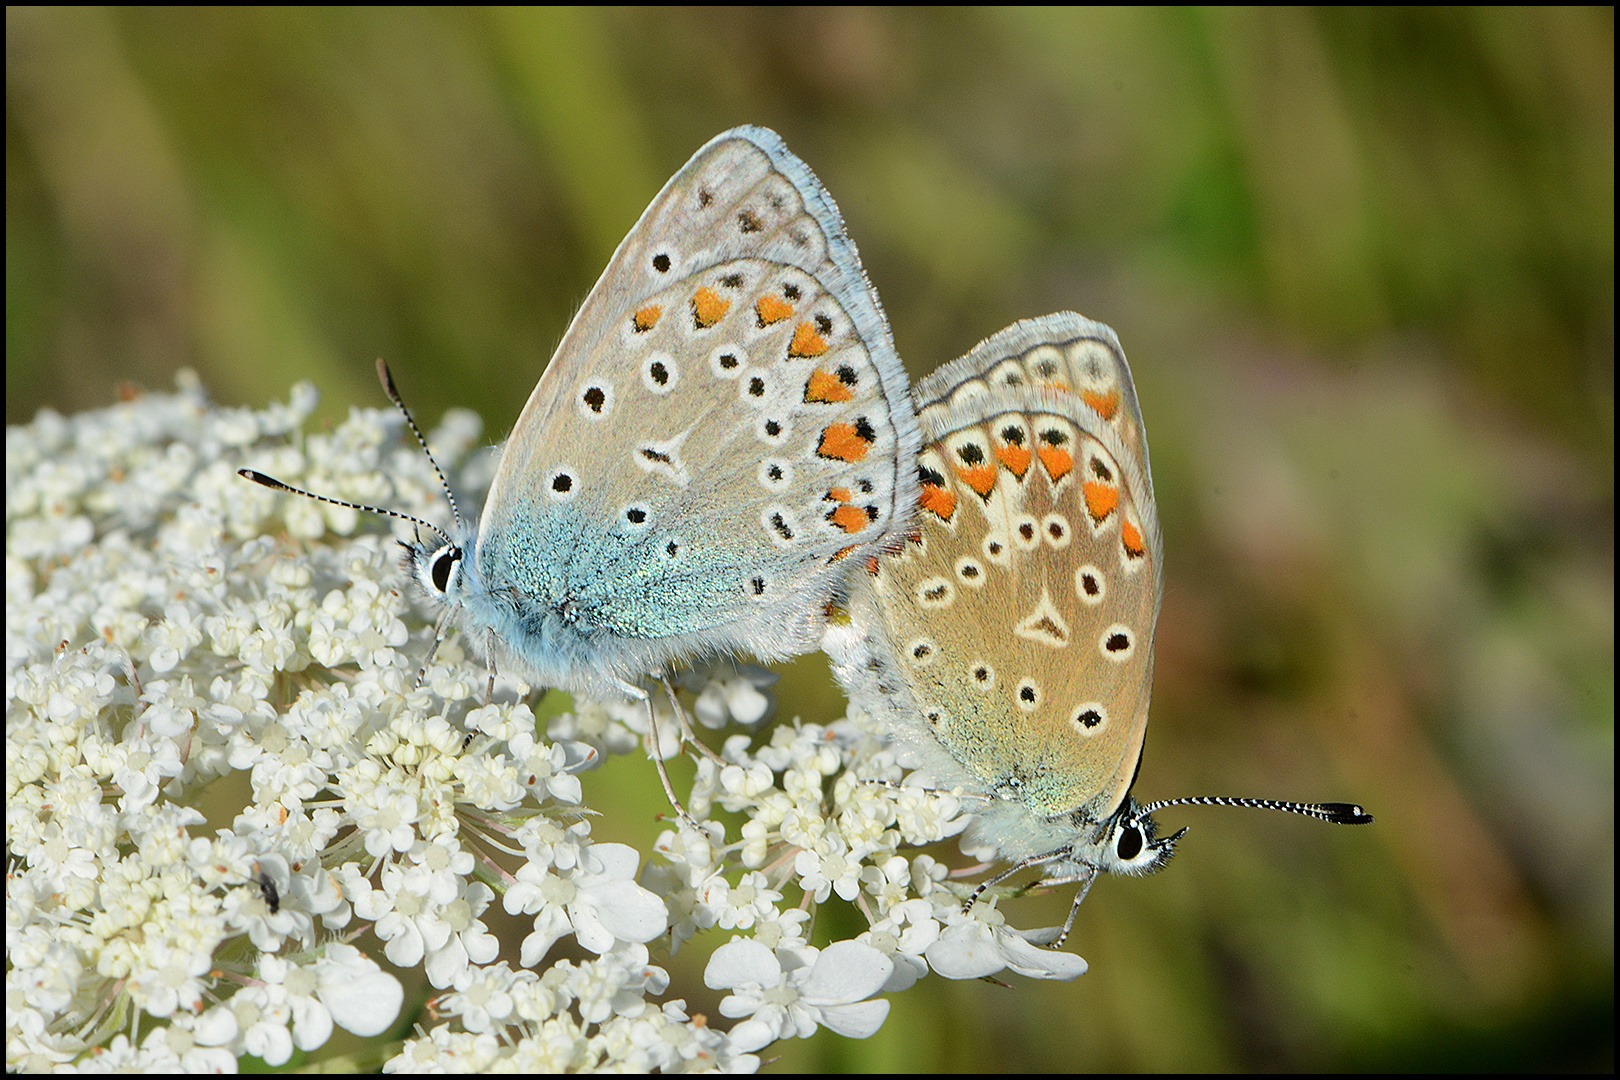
[473,127,918,682]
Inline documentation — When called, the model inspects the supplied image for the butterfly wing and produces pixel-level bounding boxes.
[916,313,1153,508]
[831,314,1160,855]
[472,127,918,694]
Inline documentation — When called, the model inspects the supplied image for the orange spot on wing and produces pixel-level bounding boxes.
[818,423,870,463]
[691,287,730,328]
[995,443,1032,477]
[826,486,851,502]
[756,295,793,325]
[1038,445,1073,481]
[957,464,997,497]
[919,483,957,521]
[789,322,829,358]
[829,504,868,533]
[633,305,662,332]
[1121,518,1146,558]
[805,368,853,403]
[1084,481,1118,522]
[1082,388,1120,421]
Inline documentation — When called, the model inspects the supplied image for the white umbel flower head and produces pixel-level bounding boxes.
[8,372,1101,1072]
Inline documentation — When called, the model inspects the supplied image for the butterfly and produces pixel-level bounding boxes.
[244,127,919,709]
[825,312,1370,944]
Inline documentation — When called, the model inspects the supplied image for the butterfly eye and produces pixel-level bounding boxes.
[431,547,460,594]
[1116,823,1144,861]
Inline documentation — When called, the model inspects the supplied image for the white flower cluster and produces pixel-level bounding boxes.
[6,375,1084,1073]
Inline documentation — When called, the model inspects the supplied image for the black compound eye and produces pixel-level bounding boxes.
[432,548,459,594]
[1116,824,1143,861]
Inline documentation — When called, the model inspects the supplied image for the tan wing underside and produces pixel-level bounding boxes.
[870,399,1158,824]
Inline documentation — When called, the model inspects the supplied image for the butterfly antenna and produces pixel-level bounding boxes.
[239,359,470,546]
[237,469,453,548]
[375,358,467,535]
[1136,796,1373,826]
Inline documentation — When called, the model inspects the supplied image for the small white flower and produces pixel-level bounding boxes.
[856,897,941,992]
[511,815,592,872]
[860,853,922,914]
[422,876,501,988]
[10,933,85,1016]
[692,671,774,727]
[704,938,893,1052]
[12,820,102,896]
[601,999,755,1072]
[503,1015,595,1071]
[314,943,405,1038]
[794,836,863,902]
[438,961,535,1034]
[352,786,423,857]
[139,674,205,739]
[216,960,295,1064]
[696,869,786,932]
[567,843,671,954]
[746,899,814,951]
[715,758,777,807]
[506,842,668,965]
[778,800,832,853]
[105,727,186,809]
[925,906,1089,982]
[139,1006,238,1071]
[146,602,206,673]
[567,943,669,1025]
[504,729,592,805]
[357,861,444,970]
[125,939,215,1018]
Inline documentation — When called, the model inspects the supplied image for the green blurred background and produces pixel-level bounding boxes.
[8,8,1611,1071]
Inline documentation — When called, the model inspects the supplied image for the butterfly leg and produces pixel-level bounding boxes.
[966,847,1066,910]
[482,629,499,704]
[630,680,701,832]
[1052,865,1099,947]
[965,846,1096,948]
[412,610,456,689]
[661,677,725,768]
